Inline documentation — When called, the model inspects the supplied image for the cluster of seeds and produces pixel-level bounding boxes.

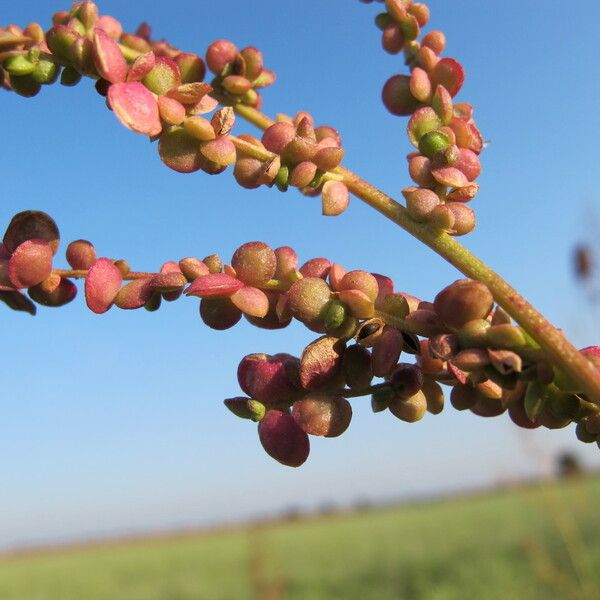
[205,39,274,111]
[0,2,276,176]
[1,2,348,215]
[234,110,348,215]
[361,0,484,235]
[2,209,600,467]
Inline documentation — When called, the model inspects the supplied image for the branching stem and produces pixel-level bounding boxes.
[229,104,600,403]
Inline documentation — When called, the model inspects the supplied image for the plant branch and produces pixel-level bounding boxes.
[229,104,600,404]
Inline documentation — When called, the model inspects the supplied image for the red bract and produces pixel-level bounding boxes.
[430,58,464,98]
[3,211,60,255]
[107,82,161,136]
[237,353,298,405]
[28,277,77,307]
[92,28,127,84]
[258,410,310,468]
[8,239,53,289]
[185,273,244,298]
[230,286,269,318]
[84,258,123,314]
[158,127,203,173]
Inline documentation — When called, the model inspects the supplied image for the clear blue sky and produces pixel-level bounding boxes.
[2,1,600,548]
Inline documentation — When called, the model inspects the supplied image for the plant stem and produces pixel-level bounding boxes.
[339,382,390,399]
[230,103,600,403]
[52,269,156,281]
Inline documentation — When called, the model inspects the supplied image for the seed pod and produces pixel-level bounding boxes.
[300,257,331,279]
[238,353,298,405]
[206,39,238,74]
[174,52,205,83]
[66,239,96,270]
[372,326,403,377]
[292,394,352,437]
[114,279,153,309]
[457,319,491,348]
[274,246,298,281]
[201,254,222,274]
[92,28,127,84]
[258,410,310,468]
[299,336,346,390]
[450,384,478,410]
[429,334,459,361]
[422,30,445,55]
[321,181,350,216]
[488,349,522,375]
[287,277,332,326]
[584,412,600,434]
[231,241,276,287]
[389,390,427,422]
[3,211,60,256]
[355,318,385,347]
[389,363,424,398]
[576,420,598,443]
[470,395,506,418]
[447,203,476,236]
[371,386,394,413]
[28,277,77,308]
[508,399,541,429]
[84,257,122,314]
[406,153,435,187]
[245,290,291,330]
[422,378,444,414]
[434,279,493,330]
[382,74,421,116]
[402,187,440,222]
[382,24,405,54]
[430,58,464,98]
[380,293,410,320]
[452,348,489,371]
[339,270,379,302]
[404,309,445,337]
[409,67,431,102]
[342,344,373,389]
[8,239,53,289]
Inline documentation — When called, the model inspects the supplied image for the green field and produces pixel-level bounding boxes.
[1,477,600,600]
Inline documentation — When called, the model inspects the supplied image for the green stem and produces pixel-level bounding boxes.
[230,104,600,404]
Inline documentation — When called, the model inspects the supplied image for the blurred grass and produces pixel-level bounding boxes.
[1,476,600,599]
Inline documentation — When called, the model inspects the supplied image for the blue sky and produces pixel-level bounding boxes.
[1,0,600,548]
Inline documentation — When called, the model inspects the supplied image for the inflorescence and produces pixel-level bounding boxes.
[2,210,600,467]
[2,2,600,467]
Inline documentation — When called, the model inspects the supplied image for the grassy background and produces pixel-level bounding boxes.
[1,477,599,600]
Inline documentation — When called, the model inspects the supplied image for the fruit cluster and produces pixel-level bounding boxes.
[363,0,483,235]
[3,2,600,468]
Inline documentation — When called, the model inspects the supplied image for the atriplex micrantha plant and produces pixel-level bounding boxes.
[2,0,600,467]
